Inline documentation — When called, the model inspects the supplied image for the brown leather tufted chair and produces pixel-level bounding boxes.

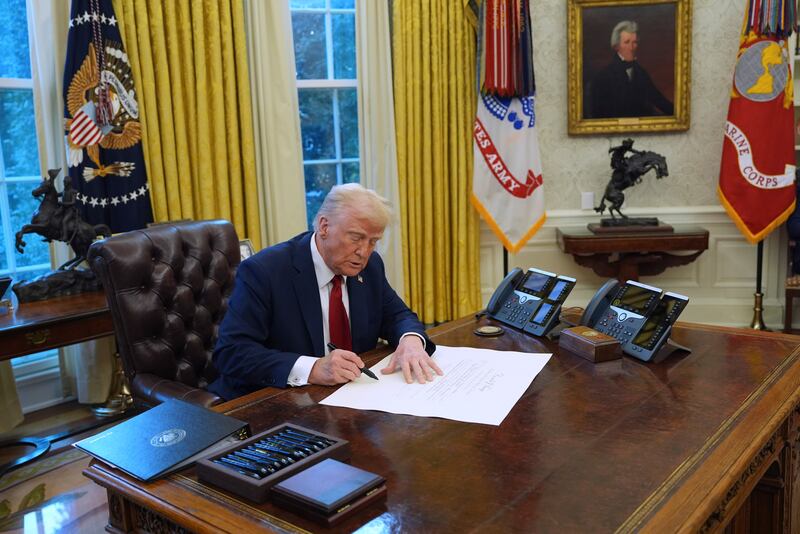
[88,220,240,408]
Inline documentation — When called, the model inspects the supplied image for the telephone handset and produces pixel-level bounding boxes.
[486,267,576,337]
[486,268,524,317]
[581,279,689,362]
[579,279,620,327]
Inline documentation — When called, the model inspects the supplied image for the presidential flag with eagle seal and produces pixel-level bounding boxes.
[469,0,544,253]
[63,0,152,232]
[718,0,797,243]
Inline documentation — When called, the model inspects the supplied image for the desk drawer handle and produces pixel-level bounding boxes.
[26,329,50,346]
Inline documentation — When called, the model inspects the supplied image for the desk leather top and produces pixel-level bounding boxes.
[84,315,800,533]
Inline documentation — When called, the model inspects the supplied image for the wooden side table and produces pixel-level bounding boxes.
[0,291,112,361]
[0,291,114,476]
[556,226,709,282]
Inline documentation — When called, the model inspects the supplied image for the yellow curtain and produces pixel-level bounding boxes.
[113,0,261,249]
[393,0,481,324]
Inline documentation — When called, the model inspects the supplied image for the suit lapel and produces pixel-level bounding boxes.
[347,274,368,352]
[291,233,324,357]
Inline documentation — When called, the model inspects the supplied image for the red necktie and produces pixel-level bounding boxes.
[329,276,352,351]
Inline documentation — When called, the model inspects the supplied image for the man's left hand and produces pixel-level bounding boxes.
[381,335,443,384]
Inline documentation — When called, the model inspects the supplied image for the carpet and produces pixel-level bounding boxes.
[0,447,107,532]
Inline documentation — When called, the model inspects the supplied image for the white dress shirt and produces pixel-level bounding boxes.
[286,233,423,386]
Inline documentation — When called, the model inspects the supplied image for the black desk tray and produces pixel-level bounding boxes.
[196,423,350,503]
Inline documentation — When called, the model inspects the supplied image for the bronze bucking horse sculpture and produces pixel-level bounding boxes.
[15,169,111,270]
[595,139,669,220]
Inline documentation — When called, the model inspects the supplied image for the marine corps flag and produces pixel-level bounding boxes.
[718,0,797,243]
[470,0,544,253]
[64,0,152,232]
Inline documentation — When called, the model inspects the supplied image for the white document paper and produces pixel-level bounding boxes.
[319,345,551,426]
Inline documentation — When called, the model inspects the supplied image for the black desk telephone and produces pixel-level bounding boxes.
[579,279,689,362]
[486,267,576,337]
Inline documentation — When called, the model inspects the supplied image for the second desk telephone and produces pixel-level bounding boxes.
[580,279,689,362]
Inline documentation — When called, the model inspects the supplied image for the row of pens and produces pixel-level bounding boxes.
[212,427,335,480]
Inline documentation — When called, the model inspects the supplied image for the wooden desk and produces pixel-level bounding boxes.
[557,225,709,281]
[83,316,800,532]
[0,291,113,361]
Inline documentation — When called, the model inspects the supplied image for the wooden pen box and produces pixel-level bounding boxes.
[270,458,387,526]
[559,326,622,363]
[196,423,350,503]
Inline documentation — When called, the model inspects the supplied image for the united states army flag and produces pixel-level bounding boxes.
[472,93,545,253]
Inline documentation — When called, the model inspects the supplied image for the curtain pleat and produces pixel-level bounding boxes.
[356,0,405,294]
[393,0,481,324]
[114,0,261,249]
[243,0,307,245]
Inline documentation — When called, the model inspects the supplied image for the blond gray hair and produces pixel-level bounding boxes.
[611,20,638,48]
[313,183,392,231]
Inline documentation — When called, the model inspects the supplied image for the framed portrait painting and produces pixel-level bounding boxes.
[567,0,692,135]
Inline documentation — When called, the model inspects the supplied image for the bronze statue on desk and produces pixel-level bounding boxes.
[595,139,669,224]
[12,169,111,302]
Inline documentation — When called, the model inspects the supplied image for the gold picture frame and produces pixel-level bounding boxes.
[567,0,692,135]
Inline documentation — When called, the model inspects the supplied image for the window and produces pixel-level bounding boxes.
[0,0,56,369]
[289,0,360,228]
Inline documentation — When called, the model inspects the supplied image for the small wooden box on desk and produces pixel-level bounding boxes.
[559,326,622,362]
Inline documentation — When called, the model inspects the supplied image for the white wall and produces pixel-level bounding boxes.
[478,0,791,328]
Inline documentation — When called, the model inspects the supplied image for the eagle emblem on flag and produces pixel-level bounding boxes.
[65,41,141,181]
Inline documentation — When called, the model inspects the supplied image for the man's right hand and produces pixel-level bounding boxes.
[308,349,365,385]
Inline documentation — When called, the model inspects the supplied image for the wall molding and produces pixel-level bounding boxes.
[479,206,788,328]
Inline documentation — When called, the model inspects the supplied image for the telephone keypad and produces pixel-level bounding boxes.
[494,292,541,328]
[594,309,642,344]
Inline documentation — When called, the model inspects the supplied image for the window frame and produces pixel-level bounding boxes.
[0,17,58,374]
[290,0,360,227]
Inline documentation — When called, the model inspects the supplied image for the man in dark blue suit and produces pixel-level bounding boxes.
[208,184,440,400]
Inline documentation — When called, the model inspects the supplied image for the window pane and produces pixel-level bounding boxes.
[12,349,58,367]
[304,163,338,228]
[331,0,355,8]
[13,265,53,284]
[0,89,40,177]
[292,12,327,80]
[342,162,360,184]
[8,181,51,269]
[332,13,356,79]
[0,0,31,78]
[299,89,335,160]
[0,216,6,272]
[338,89,359,158]
[290,0,325,8]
